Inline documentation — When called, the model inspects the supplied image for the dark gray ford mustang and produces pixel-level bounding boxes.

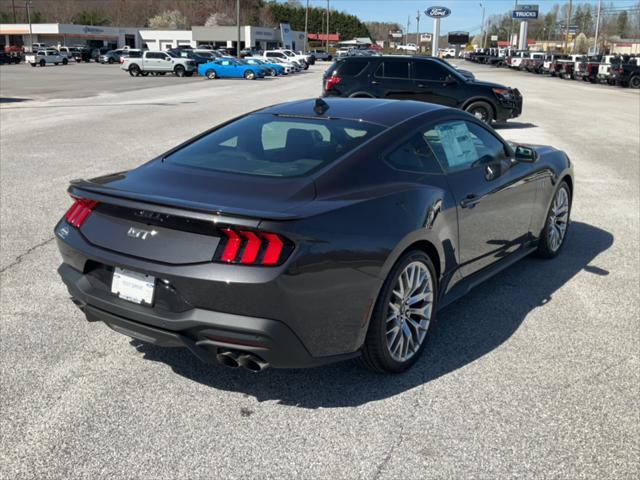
[55,98,573,373]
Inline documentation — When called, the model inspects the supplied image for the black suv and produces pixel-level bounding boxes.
[323,56,522,124]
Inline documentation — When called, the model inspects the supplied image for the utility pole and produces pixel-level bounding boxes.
[509,0,518,46]
[594,0,602,54]
[480,2,486,49]
[11,0,17,23]
[304,0,309,52]
[406,15,410,46]
[326,0,329,52]
[564,0,573,53]
[416,10,420,48]
[236,0,241,58]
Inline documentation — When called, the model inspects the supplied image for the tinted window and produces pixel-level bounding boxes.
[337,60,368,76]
[385,133,442,174]
[423,121,508,172]
[374,60,409,79]
[147,52,162,59]
[165,114,385,178]
[413,60,450,81]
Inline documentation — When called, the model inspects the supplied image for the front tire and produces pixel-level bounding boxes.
[205,69,217,79]
[174,65,185,77]
[629,75,640,89]
[359,250,437,373]
[537,181,571,259]
[465,101,494,124]
[62,58,68,65]
[39,59,45,67]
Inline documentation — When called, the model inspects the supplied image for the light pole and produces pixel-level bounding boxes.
[304,0,309,52]
[406,15,410,46]
[479,2,486,49]
[26,0,33,53]
[416,10,420,48]
[594,0,602,54]
[236,0,241,58]
[326,0,330,52]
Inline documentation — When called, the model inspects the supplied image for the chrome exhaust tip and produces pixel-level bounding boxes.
[216,349,240,369]
[237,353,270,373]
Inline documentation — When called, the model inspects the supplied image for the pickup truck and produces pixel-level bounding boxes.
[121,51,196,77]
[597,55,624,84]
[521,52,546,73]
[612,57,640,88]
[264,49,310,69]
[578,55,603,83]
[556,54,585,79]
[25,49,67,67]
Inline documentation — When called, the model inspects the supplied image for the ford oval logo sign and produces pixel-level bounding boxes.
[426,6,451,18]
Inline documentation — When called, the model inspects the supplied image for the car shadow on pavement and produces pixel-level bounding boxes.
[133,221,613,408]
[0,97,31,103]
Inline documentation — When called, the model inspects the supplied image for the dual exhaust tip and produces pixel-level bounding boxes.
[216,349,269,373]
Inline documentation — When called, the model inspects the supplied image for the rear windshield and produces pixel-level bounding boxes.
[165,114,385,177]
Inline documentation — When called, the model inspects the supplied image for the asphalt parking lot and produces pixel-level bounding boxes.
[1,61,638,479]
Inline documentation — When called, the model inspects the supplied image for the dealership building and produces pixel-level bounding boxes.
[0,23,142,50]
[1,23,311,52]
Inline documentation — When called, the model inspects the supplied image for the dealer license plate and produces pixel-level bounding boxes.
[111,267,155,305]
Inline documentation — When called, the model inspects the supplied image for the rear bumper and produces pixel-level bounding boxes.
[58,263,357,368]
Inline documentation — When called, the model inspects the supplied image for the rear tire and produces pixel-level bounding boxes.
[129,64,141,77]
[630,75,640,89]
[39,59,45,67]
[62,58,68,65]
[465,101,494,124]
[30,62,36,67]
[358,250,438,373]
[244,69,256,80]
[108,58,114,64]
[536,181,571,259]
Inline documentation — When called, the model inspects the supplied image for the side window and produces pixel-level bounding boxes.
[374,60,409,79]
[423,121,508,173]
[413,60,450,81]
[384,132,443,174]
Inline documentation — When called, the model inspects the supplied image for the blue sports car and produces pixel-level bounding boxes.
[242,58,285,76]
[198,59,265,80]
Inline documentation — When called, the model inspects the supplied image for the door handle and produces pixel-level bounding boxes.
[371,80,380,85]
[460,193,479,208]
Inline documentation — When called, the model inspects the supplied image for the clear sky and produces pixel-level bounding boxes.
[301,0,638,35]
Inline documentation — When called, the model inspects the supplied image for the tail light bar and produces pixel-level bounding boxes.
[216,228,291,266]
[65,197,98,228]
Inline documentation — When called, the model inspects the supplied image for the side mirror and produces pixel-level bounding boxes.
[514,145,538,163]
[444,74,457,85]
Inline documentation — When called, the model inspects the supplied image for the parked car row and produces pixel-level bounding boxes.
[120,47,316,79]
[466,48,640,89]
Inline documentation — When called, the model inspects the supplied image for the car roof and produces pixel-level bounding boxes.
[258,98,446,127]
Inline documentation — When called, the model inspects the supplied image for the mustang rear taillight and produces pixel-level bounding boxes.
[65,198,98,227]
[325,75,342,91]
[217,228,289,266]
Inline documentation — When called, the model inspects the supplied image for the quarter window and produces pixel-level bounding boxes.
[423,121,508,172]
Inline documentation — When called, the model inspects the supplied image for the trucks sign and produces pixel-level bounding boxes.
[512,4,539,19]
[425,7,451,18]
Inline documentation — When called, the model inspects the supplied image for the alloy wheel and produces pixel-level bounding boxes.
[385,261,434,362]
[547,186,569,252]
